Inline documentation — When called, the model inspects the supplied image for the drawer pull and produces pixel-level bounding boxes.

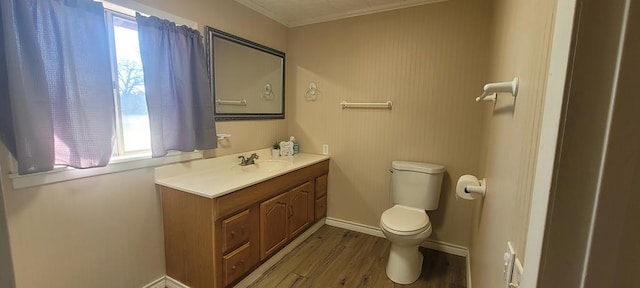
[230,226,245,238]
[288,205,293,217]
[231,260,245,271]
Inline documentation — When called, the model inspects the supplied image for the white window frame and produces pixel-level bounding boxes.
[100,0,197,29]
[8,0,203,189]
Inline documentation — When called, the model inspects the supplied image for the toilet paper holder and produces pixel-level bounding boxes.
[464,178,486,197]
[456,175,487,200]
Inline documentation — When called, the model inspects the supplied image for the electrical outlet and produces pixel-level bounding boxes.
[503,242,516,288]
[322,144,329,155]
[511,257,524,287]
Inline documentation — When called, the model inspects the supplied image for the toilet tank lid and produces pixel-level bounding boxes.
[392,161,445,174]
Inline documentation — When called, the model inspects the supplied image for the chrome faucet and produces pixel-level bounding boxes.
[238,153,259,166]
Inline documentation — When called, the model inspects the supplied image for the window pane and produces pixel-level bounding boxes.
[113,16,151,153]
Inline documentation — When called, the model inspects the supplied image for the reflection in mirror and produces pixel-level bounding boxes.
[205,27,285,120]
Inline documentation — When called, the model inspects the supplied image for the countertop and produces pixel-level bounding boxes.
[154,148,330,199]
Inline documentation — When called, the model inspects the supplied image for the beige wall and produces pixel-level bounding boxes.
[1,159,166,288]
[0,0,288,287]
[287,0,490,246]
[469,0,556,287]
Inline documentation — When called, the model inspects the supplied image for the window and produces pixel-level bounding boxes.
[101,0,199,158]
[7,1,202,188]
[105,8,151,156]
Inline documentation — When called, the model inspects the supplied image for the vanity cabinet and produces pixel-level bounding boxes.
[160,159,329,288]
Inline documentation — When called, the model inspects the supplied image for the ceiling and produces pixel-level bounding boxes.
[234,0,447,27]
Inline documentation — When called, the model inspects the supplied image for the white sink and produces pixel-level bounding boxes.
[240,159,291,173]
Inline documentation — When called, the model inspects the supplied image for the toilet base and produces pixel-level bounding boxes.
[385,243,424,284]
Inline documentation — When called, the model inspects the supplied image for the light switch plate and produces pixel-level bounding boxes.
[504,241,516,288]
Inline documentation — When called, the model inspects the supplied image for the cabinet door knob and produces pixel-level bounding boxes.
[288,206,293,217]
[232,260,245,271]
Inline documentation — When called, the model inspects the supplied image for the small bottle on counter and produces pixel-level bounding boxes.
[291,136,299,155]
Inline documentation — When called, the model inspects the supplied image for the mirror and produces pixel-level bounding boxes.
[205,27,285,120]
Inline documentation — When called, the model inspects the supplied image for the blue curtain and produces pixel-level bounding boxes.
[0,0,115,175]
[136,14,217,157]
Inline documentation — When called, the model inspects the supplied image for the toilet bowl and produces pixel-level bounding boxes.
[380,204,432,284]
[380,161,444,284]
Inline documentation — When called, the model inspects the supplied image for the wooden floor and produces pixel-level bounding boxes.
[247,226,467,288]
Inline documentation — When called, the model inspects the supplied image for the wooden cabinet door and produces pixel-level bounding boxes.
[314,174,328,221]
[259,192,289,260]
[315,195,327,220]
[288,182,313,238]
[315,175,328,199]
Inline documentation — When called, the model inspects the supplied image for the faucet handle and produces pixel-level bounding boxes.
[251,153,259,159]
[238,156,246,164]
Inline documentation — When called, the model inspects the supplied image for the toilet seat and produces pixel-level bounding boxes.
[381,205,431,236]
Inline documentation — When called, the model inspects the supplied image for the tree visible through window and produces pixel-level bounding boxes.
[106,9,151,155]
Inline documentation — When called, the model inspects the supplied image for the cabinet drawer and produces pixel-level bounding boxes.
[315,195,327,220]
[315,175,327,199]
[222,210,250,254]
[223,243,252,287]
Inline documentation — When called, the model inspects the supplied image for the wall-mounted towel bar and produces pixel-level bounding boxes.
[476,77,519,103]
[216,99,247,106]
[340,100,393,110]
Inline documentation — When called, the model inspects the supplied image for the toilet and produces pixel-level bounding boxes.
[380,161,445,284]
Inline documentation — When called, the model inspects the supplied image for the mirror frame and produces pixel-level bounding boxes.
[205,27,285,121]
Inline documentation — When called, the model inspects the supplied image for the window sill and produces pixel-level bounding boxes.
[8,151,203,190]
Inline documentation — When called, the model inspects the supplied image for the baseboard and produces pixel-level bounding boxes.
[324,216,469,257]
[165,276,189,288]
[142,276,167,288]
[420,239,469,257]
[143,276,189,288]
[325,217,385,238]
[233,219,326,288]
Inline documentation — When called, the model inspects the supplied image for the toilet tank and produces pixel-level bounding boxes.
[391,161,445,210]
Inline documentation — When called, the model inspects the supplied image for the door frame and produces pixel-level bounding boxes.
[521,0,578,287]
